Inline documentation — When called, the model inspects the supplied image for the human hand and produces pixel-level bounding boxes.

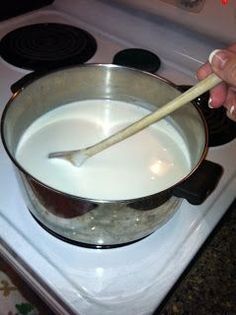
[197,44,236,121]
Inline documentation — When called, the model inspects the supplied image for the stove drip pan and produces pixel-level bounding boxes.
[0,23,97,71]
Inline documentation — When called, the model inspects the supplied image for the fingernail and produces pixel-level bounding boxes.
[208,97,214,109]
[208,49,228,69]
[227,105,236,121]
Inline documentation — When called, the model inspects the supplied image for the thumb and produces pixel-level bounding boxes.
[209,49,236,86]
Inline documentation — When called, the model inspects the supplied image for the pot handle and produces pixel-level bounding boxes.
[172,160,223,205]
[11,71,48,93]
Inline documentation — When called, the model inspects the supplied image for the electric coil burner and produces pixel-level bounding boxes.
[194,93,236,146]
[178,85,236,147]
[0,23,97,71]
[113,48,161,73]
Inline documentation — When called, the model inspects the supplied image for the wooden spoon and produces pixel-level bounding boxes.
[48,73,222,166]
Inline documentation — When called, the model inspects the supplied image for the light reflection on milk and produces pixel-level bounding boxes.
[16,100,191,200]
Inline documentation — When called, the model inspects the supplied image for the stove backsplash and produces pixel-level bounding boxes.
[103,0,236,43]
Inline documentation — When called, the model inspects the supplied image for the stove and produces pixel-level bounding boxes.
[0,1,236,314]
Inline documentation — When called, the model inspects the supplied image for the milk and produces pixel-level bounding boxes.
[16,99,191,200]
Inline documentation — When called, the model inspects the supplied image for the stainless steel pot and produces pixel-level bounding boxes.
[1,64,222,248]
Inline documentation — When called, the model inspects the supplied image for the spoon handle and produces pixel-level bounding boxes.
[83,73,222,158]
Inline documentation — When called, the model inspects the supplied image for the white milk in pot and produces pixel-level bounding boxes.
[16,99,191,200]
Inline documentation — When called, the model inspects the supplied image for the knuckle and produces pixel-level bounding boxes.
[226,60,236,84]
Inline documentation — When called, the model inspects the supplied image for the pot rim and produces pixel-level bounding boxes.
[0,63,209,204]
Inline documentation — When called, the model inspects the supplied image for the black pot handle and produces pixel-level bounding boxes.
[11,71,47,93]
[172,160,223,205]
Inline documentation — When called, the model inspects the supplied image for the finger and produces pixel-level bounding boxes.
[227,43,236,53]
[196,63,212,80]
[224,87,236,121]
[209,49,236,86]
[209,82,227,108]
[197,63,227,108]
[197,45,236,80]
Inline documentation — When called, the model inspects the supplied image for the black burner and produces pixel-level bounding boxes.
[178,85,236,147]
[113,48,161,73]
[0,23,97,71]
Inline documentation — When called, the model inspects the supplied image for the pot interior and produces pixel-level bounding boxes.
[1,64,208,201]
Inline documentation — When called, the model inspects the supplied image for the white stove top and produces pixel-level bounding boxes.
[0,1,235,315]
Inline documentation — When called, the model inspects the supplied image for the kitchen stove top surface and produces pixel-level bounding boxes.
[0,1,236,315]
